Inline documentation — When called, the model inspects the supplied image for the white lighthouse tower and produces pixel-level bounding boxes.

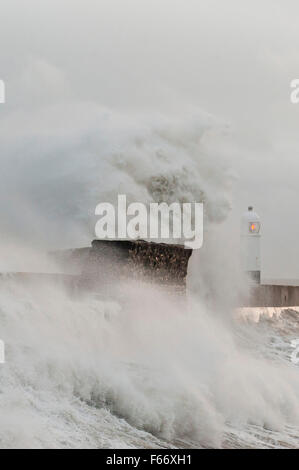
[241,206,261,284]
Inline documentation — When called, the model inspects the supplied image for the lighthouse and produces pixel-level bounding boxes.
[241,206,261,284]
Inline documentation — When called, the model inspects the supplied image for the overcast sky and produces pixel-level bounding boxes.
[0,0,299,277]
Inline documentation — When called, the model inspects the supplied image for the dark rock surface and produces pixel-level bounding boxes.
[52,239,193,294]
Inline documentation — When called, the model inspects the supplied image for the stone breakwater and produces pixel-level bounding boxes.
[52,239,193,294]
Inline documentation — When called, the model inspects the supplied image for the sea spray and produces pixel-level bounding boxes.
[0,107,233,250]
[0,273,299,448]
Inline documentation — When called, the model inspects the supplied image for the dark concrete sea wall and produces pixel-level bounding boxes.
[85,240,192,292]
[248,284,299,308]
[9,242,299,306]
[52,240,192,293]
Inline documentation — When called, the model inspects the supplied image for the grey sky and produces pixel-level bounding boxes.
[0,0,299,277]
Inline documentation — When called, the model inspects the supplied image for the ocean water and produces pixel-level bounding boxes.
[0,273,298,449]
[0,108,298,449]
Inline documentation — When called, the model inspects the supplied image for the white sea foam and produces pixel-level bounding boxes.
[0,100,298,448]
[0,273,298,449]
